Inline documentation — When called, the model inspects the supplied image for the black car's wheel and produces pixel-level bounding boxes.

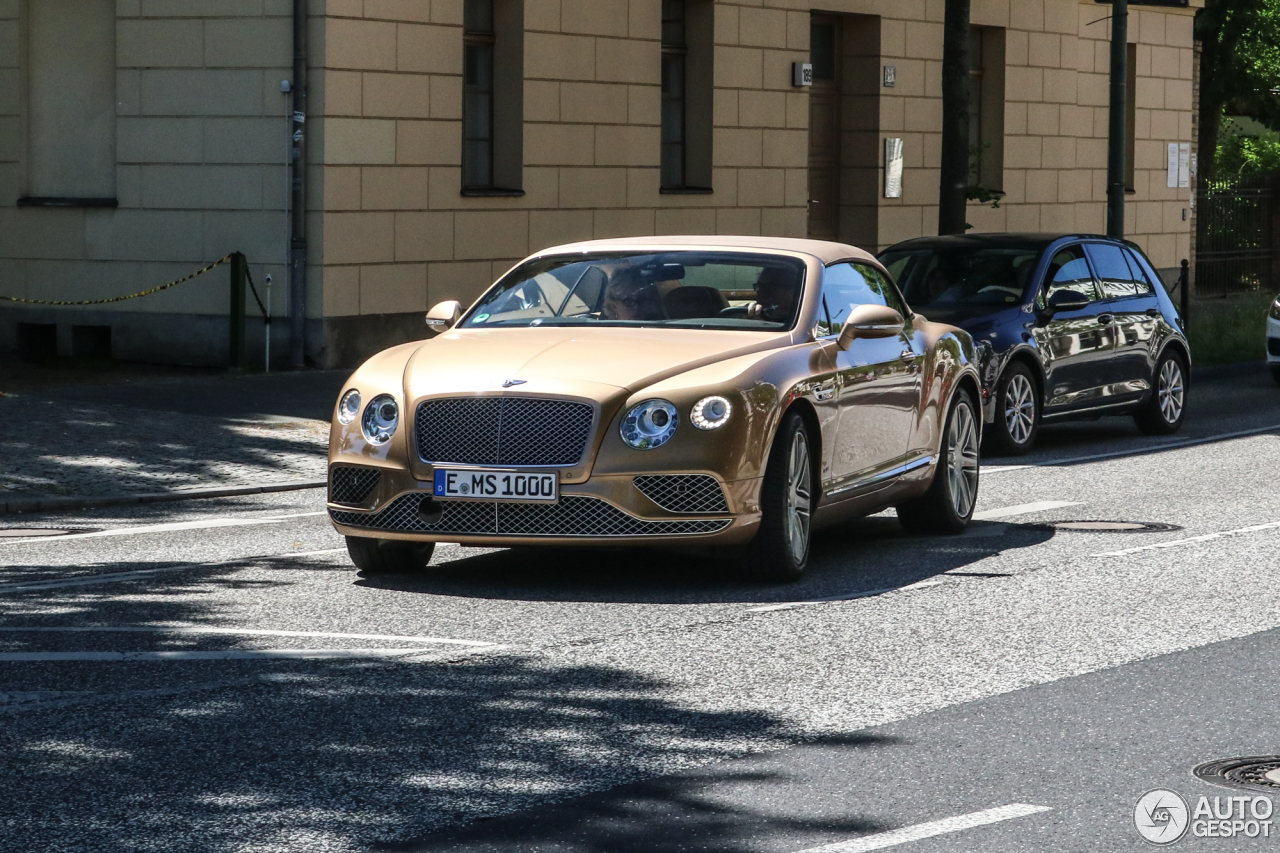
[743,412,813,582]
[897,390,979,535]
[347,536,435,575]
[1271,364,1280,386]
[985,362,1039,456]
[1134,350,1187,435]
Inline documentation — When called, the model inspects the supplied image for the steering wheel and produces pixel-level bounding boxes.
[718,305,750,318]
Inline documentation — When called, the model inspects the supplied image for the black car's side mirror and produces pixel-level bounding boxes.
[1044,289,1091,314]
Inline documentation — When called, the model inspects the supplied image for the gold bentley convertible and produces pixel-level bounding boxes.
[327,236,982,581]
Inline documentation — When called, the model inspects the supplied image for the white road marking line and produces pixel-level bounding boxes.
[745,579,945,614]
[972,500,1082,521]
[984,423,1280,474]
[0,512,329,546]
[1091,520,1280,557]
[0,549,345,594]
[0,627,496,646]
[0,649,456,662]
[791,803,1052,853]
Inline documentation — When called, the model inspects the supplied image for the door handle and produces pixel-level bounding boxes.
[1097,314,1114,325]
[1145,308,1159,318]
[813,380,836,401]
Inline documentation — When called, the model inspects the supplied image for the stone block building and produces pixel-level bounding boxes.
[0,0,1200,368]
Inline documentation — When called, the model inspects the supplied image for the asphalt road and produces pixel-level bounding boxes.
[2,362,1278,853]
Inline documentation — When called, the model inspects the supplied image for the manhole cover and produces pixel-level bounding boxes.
[1194,756,1280,791]
[0,528,93,538]
[1042,520,1181,533]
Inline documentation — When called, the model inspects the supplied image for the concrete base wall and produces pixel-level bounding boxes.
[0,306,426,371]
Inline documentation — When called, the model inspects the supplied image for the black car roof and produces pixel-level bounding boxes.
[880,233,1127,253]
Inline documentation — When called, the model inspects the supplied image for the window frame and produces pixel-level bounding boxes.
[1040,244,1103,306]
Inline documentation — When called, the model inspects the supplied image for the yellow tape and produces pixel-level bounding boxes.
[0,255,233,306]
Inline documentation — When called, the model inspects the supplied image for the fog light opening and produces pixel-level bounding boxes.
[418,496,443,525]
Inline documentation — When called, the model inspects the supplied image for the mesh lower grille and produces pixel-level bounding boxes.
[329,466,381,505]
[633,475,729,514]
[330,493,731,537]
[415,397,594,466]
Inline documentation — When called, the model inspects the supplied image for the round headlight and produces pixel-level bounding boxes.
[337,389,361,425]
[620,399,678,449]
[361,395,399,445]
[690,396,732,430]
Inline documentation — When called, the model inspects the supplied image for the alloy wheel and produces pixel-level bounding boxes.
[948,402,979,518]
[1004,373,1036,445]
[785,430,812,564]
[1158,359,1185,424]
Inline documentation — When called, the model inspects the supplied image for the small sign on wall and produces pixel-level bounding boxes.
[885,138,904,198]
[793,62,813,87]
[1167,142,1191,189]
[883,66,896,87]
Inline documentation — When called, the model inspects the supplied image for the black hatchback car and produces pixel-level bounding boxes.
[879,233,1190,455]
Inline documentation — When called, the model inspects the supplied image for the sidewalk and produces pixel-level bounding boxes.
[0,360,347,513]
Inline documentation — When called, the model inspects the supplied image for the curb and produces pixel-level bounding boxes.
[1,480,326,516]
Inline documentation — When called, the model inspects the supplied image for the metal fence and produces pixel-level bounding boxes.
[1195,176,1279,297]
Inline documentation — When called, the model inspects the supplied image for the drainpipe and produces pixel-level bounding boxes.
[289,0,309,369]
[1106,0,1128,239]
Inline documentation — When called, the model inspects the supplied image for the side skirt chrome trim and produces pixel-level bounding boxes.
[824,455,934,500]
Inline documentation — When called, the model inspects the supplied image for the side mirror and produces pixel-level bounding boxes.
[425,300,462,334]
[1045,289,1090,314]
[837,304,905,350]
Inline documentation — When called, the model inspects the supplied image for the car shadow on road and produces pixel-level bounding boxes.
[354,517,1057,606]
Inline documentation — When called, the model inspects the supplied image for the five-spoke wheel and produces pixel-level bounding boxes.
[985,362,1039,456]
[1135,351,1188,435]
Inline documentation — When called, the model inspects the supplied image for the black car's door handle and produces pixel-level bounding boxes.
[1098,313,1114,325]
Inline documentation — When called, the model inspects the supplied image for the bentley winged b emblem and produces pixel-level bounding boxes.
[502,379,527,388]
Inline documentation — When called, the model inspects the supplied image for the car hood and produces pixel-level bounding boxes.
[402,326,788,401]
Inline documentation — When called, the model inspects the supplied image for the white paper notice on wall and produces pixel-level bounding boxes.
[885,138,904,199]
[1167,143,1179,188]
[1178,143,1191,188]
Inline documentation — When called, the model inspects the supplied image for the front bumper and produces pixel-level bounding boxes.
[327,465,762,547]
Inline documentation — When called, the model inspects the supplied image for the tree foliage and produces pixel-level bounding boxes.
[1196,0,1280,184]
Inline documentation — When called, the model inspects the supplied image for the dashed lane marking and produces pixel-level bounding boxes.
[1091,520,1280,557]
[0,512,329,546]
[790,803,1052,853]
[744,579,945,614]
[971,500,1082,520]
[0,627,496,646]
[0,549,345,594]
[984,423,1280,473]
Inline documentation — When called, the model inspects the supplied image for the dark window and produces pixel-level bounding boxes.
[879,246,1039,308]
[1085,243,1142,299]
[810,21,836,82]
[463,0,495,189]
[661,0,687,188]
[967,27,983,184]
[818,263,906,337]
[1121,248,1155,294]
[1043,246,1100,304]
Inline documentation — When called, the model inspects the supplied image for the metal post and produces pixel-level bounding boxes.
[289,0,309,369]
[1179,258,1190,330]
[264,273,272,373]
[230,252,247,371]
[1107,0,1128,238]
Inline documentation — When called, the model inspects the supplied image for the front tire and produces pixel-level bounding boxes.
[1134,351,1187,435]
[897,390,980,535]
[743,412,813,582]
[347,536,435,575]
[984,362,1039,456]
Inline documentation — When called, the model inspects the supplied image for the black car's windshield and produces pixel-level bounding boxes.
[879,247,1042,309]
[459,252,807,331]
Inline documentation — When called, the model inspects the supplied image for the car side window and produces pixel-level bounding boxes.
[819,262,905,337]
[1085,243,1142,299]
[1121,248,1156,295]
[1042,245,1100,305]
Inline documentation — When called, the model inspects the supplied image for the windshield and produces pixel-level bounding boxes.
[879,246,1043,309]
[459,252,807,331]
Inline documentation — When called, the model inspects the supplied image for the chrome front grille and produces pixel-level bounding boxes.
[415,397,594,466]
[633,475,729,514]
[329,466,381,506]
[330,494,731,537]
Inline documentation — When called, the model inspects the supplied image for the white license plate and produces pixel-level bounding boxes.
[433,470,558,503]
